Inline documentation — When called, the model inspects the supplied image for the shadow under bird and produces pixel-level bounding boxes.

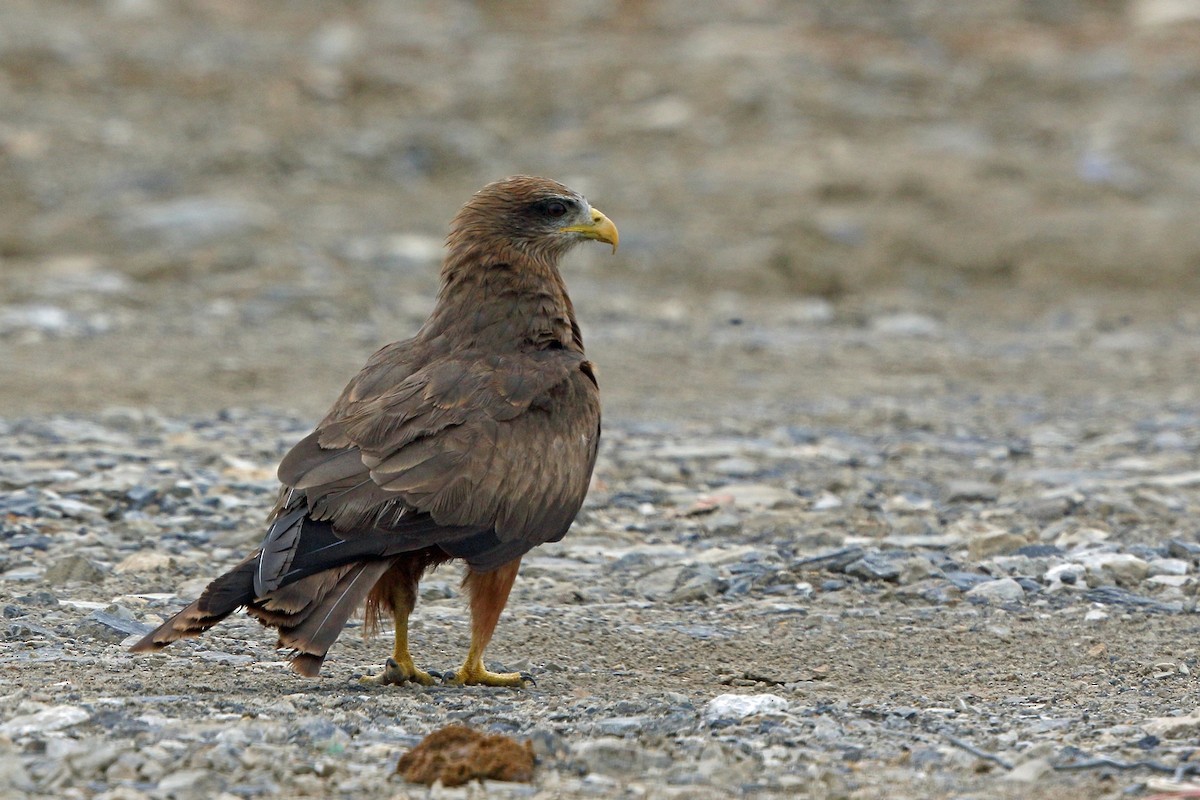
[131,176,618,687]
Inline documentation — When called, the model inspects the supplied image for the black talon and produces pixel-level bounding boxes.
[520,672,536,687]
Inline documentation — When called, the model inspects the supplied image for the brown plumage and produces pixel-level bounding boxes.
[131,176,617,686]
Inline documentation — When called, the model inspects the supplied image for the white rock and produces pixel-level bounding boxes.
[883,494,934,513]
[35,256,131,297]
[692,545,761,566]
[1053,527,1109,548]
[1148,574,1193,588]
[627,95,694,132]
[1084,608,1109,622]
[720,483,798,510]
[811,492,842,510]
[1148,558,1189,576]
[869,312,941,337]
[0,748,32,792]
[114,552,176,574]
[1004,757,1052,782]
[155,768,221,798]
[0,705,90,736]
[0,304,73,335]
[967,526,1030,560]
[309,21,363,64]
[704,694,789,723]
[1079,553,1149,586]
[964,577,1025,604]
[1133,0,1200,28]
[50,496,103,519]
[1142,709,1200,738]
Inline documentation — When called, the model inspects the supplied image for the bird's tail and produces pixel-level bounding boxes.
[128,555,258,652]
[129,553,392,677]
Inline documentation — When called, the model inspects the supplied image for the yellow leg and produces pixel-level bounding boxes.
[362,568,436,686]
[444,559,533,688]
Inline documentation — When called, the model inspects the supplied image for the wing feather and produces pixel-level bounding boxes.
[272,346,600,567]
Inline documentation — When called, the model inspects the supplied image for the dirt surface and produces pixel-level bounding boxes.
[3,2,1200,799]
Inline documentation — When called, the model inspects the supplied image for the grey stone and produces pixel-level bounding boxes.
[527,728,570,761]
[155,768,224,799]
[1004,757,1052,782]
[419,580,456,601]
[843,554,902,583]
[720,483,798,510]
[1148,558,1189,577]
[16,591,58,607]
[47,495,102,519]
[0,748,32,792]
[1079,553,1149,587]
[595,716,650,736]
[1085,587,1183,613]
[43,554,107,585]
[1168,539,1200,560]
[0,705,90,735]
[1013,544,1063,558]
[669,565,724,603]
[1013,576,1042,594]
[76,606,152,642]
[945,571,992,591]
[712,457,761,478]
[0,490,44,517]
[573,737,670,775]
[64,740,128,777]
[636,564,723,603]
[1142,710,1200,739]
[945,480,999,502]
[964,577,1025,604]
[796,547,866,571]
[967,528,1031,560]
[701,511,742,535]
[1020,496,1074,522]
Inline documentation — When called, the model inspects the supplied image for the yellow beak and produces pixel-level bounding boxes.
[561,207,619,253]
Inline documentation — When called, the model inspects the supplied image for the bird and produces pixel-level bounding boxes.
[131,176,617,687]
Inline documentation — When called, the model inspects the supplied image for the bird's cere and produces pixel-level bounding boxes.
[561,207,619,252]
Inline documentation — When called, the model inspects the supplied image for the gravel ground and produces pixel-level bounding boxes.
[5,1,1200,798]
[4,295,1200,799]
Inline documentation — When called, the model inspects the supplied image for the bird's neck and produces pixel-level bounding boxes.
[423,250,583,353]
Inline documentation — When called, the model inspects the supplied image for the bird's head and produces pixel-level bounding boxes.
[447,176,618,263]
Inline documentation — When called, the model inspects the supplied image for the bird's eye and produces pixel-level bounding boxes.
[545,200,568,218]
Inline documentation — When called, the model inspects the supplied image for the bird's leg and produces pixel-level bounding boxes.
[445,559,531,687]
[361,563,437,687]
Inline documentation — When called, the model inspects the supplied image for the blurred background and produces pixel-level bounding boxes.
[2,0,1199,422]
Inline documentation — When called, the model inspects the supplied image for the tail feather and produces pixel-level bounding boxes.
[130,549,394,677]
[128,556,258,652]
[271,560,392,676]
[129,501,488,674]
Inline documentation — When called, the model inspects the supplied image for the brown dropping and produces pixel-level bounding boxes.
[395,725,535,787]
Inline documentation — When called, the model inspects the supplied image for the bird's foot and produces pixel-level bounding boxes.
[443,662,535,688]
[361,656,439,687]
